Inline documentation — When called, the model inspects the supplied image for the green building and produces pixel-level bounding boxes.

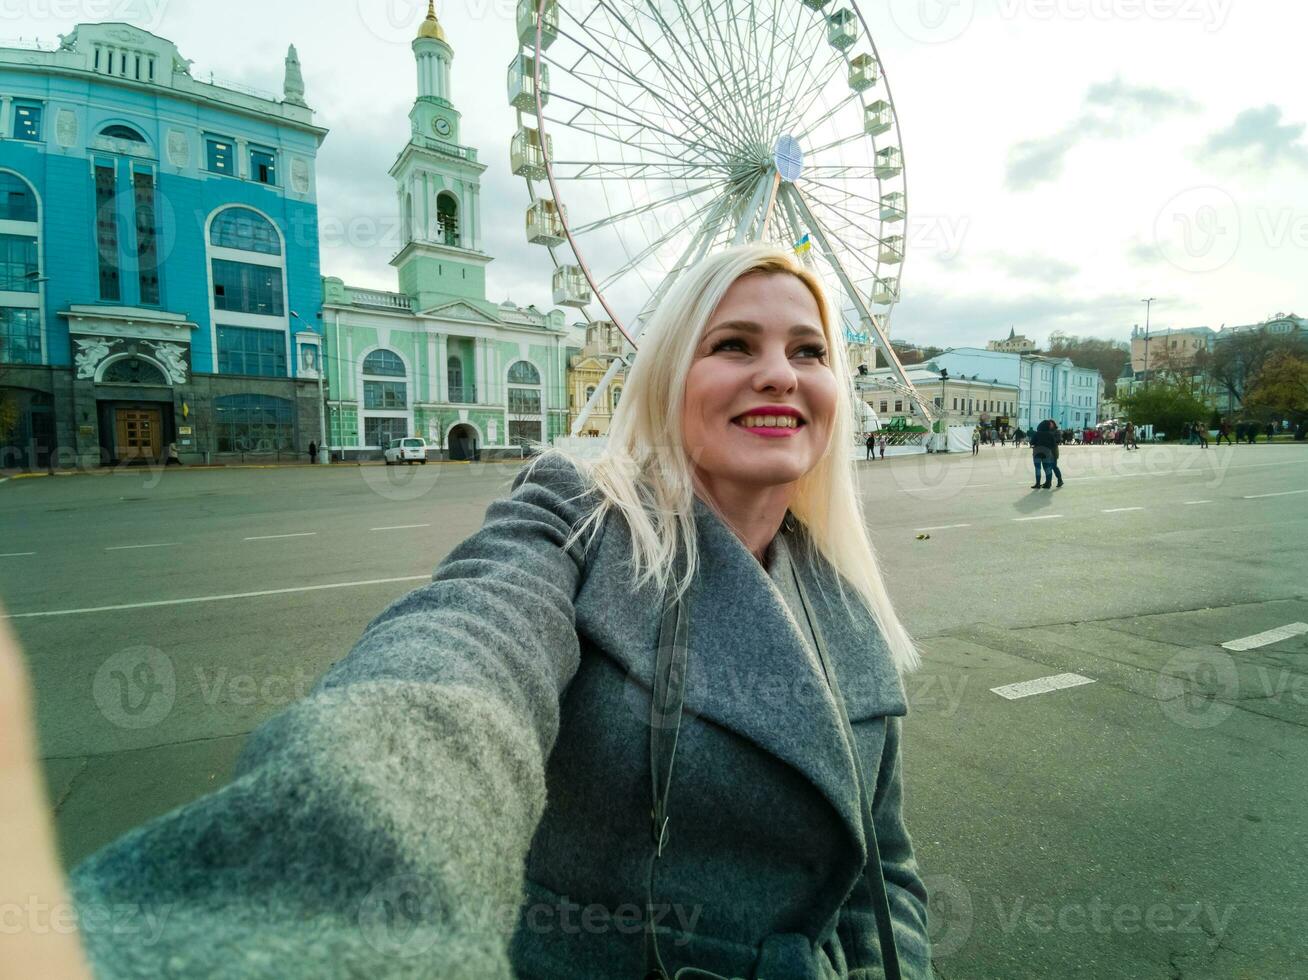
[322,2,571,460]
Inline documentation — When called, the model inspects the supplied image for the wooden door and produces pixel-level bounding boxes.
[115,408,162,462]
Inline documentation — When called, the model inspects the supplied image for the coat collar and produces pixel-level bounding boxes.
[574,492,908,855]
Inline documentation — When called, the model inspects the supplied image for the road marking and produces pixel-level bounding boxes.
[962,484,992,490]
[244,532,318,541]
[992,673,1096,700]
[1,551,35,558]
[1102,507,1144,513]
[105,542,177,551]
[1013,514,1063,522]
[1,574,433,619]
[1243,489,1308,499]
[370,523,432,531]
[915,523,971,531]
[1221,623,1308,652]
[1183,500,1212,505]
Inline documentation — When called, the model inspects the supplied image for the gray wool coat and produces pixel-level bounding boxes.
[69,454,931,979]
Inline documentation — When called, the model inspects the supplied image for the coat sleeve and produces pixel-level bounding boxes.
[68,454,597,979]
[837,715,933,979]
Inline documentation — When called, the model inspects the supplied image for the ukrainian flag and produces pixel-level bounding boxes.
[793,233,811,254]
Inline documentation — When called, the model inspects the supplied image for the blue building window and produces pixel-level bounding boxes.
[210,207,281,255]
[213,393,294,452]
[0,235,38,291]
[101,124,146,144]
[217,324,287,377]
[212,259,284,316]
[251,147,277,185]
[205,136,235,175]
[12,103,42,142]
[0,173,36,221]
[94,163,120,301]
[0,307,40,363]
[133,169,160,305]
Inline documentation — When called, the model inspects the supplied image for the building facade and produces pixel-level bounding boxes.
[930,348,1101,430]
[566,319,629,437]
[322,4,571,460]
[1129,324,1214,376]
[986,327,1037,354]
[859,363,1019,430]
[0,23,327,468]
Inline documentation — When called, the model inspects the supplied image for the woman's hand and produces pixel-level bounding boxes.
[0,606,92,979]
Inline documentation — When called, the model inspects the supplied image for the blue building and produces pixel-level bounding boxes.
[0,23,327,467]
[930,347,1101,431]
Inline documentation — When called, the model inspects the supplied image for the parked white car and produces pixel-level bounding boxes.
[384,437,428,465]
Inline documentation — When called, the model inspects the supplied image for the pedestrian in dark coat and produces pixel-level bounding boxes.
[0,243,932,980]
[308,440,318,464]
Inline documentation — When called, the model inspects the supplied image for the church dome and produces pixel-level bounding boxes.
[417,0,447,41]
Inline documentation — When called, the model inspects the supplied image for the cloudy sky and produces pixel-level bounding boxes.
[9,0,1304,349]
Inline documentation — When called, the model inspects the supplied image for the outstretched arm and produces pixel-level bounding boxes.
[68,455,597,978]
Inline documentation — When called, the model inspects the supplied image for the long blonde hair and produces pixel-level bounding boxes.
[530,242,919,673]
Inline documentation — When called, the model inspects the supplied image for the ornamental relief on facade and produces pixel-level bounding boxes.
[290,157,311,195]
[74,337,190,384]
[166,129,190,168]
[55,109,77,148]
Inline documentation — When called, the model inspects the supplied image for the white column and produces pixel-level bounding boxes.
[474,337,486,402]
[426,335,437,402]
[0,97,11,137]
[436,334,448,401]
[235,136,249,178]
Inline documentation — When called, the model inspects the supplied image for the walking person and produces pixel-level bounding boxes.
[971,425,980,456]
[1048,421,1065,487]
[165,441,182,466]
[0,243,933,980]
[1124,421,1138,451]
[1196,422,1209,449]
[865,432,876,460]
[879,433,887,459]
[308,439,319,465]
[1030,419,1056,488]
[1216,420,1233,447]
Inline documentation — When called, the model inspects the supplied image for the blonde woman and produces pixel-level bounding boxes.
[0,243,931,979]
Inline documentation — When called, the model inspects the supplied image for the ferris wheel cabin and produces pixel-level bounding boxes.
[848,53,878,92]
[511,126,551,180]
[516,0,559,49]
[526,199,566,247]
[826,10,859,49]
[552,265,592,307]
[880,191,906,223]
[874,146,902,178]
[507,54,549,111]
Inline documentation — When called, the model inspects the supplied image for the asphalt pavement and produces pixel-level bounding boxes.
[1,443,1304,979]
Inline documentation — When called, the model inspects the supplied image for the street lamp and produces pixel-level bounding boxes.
[0,271,48,290]
[290,310,328,464]
[1141,297,1156,390]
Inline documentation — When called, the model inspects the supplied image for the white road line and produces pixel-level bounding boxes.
[370,523,432,531]
[1,574,433,619]
[1,551,35,558]
[244,532,318,541]
[105,542,177,551]
[1243,489,1308,499]
[1102,507,1144,513]
[1221,623,1308,652]
[1013,514,1063,522]
[1183,500,1213,505]
[915,524,972,532]
[992,673,1096,700]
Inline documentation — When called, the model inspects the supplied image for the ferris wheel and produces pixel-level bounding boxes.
[506,0,931,434]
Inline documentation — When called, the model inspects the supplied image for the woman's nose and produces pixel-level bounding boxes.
[752,345,798,392]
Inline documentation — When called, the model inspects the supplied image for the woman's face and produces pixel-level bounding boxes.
[682,271,838,499]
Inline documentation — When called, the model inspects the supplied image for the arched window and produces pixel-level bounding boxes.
[436,193,458,246]
[100,124,147,143]
[507,360,540,384]
[363,349,406,377]
[0,172,37,222]
[611,386,622,410]
[213,393,294,453]
[101,357,166,385]
[210,207,282,255]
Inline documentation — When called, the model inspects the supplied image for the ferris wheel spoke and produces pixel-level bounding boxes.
[552,16,741,154]
[567,180,730,236]
[759,0,824,143]
[801,203,890,281]
[592,0,755,158]
[790,89,862,144]
[796,165,881,180]
[705,0,771,146]
[664,0,761,145]
[801,186,891,247]
[800,175,894,214]
[778,49,851,144]
[544,92,730,164]
[547,160,731,181]
[630,194,737,333]
[804,130,873,158]
[595,191,737,293]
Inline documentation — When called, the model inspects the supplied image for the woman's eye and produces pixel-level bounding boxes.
[710,338,747,353]
[797,345,828,360]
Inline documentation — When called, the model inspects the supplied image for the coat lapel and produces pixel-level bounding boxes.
[573,497,907,859]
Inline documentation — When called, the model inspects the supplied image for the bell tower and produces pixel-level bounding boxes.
[390,0,491,309]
